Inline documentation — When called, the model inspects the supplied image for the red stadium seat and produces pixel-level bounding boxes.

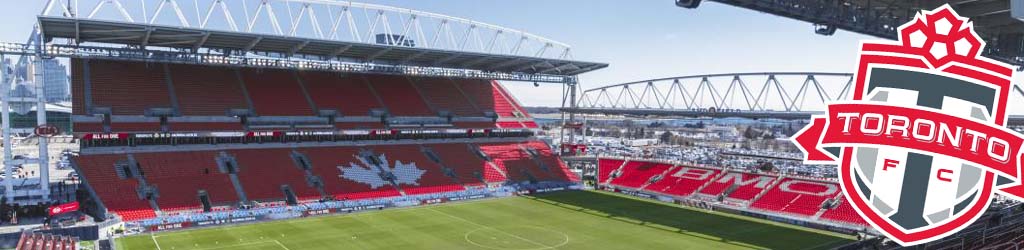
[301,72,385,117]
[87,60,172,115]
[240,69,314,116]
[364,75,434,116]
[133,151,240,210]
[820,195,869,225]
[455,80,522,118]
[750,178,840,216]
[608,161,673,189]
[644,166,721,196]
[74,154,156,221]
[298,147,403,200]
[231,149,321,201]
[597,159,625,183]
[478,142,575,183]
[413,77,481,116]
[429,144,497,184]
[699,171,777,201]
[169,64,250,116]
[365,145,465,195]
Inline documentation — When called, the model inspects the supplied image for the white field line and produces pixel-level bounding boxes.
[427,208,554,249]
[150,233,162,250]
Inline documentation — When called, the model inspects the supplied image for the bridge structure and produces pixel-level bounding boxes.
[565,72,1024,126]
[0,0,607,204]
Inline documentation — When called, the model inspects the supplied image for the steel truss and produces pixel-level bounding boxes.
[577,73,854,113]
[42,0,573,60]
[570,72,1024,125]
[685,0,1024,68]
[0,41,576,83]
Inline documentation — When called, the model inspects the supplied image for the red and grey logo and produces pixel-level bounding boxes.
[792,5,1024,246]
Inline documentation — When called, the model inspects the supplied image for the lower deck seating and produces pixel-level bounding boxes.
[133,151,239,210]
[366,145,465,195]
[698,171,777,201]
[298,147,403,200]
[597,159,625,183]
[77,141,571,220]
[75,155,156,221]
[644,166,720,196]
[477,143,574,183]
[429,144,496,184]
[231,149,321,201]
[750,178,839,216]
[524,141,579,182]
[608,161,672,189]
[820,195,869,225]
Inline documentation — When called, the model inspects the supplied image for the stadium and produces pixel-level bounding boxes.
[0,0,1023,249]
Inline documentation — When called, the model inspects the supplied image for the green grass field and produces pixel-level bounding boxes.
[116,191,855,250]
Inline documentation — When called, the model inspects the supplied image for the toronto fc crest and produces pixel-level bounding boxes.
[792,5,1024,246]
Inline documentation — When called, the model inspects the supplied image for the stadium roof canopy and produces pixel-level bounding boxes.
[30,0,607,83]
[38,17,607,76]
[688,0,1024,67]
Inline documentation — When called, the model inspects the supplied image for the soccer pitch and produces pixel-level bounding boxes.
[116,191,855,250]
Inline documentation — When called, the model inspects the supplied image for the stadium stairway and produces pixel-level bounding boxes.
[420,146,478,189]
[364,75,435,117]
[690,168,729,197]
[742,175,783,205]
[600,159,630,186]
[231,149,325,202]
[819,194,868,226]
[596,158,625,185]
[644,166,722,197]
[356,149,410,196]
[290,151,330,202]
[749,178,840,216]
[216,152,251,204]
[637,165,678,190]
[413,77,482,116]
[608,161,673,189]
[428,144,495,186]
[73,154,158,221]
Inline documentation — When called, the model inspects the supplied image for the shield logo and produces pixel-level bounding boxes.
[792,5,1024,246]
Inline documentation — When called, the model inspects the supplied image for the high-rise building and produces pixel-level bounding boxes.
[40,59,69,103]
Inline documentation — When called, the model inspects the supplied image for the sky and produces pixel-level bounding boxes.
[4,0,1015,108]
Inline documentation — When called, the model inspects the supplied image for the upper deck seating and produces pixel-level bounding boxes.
[364,75,434,116]
[300,72,384,117]
[455,80,519,118]
[88,60,172,115]
[169,64,249,116]
[240,69,313,116]
[413,78,480,116]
